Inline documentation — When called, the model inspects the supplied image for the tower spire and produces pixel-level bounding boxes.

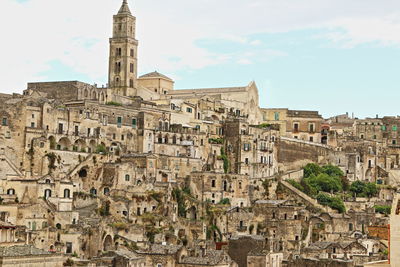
[118,0,131,15]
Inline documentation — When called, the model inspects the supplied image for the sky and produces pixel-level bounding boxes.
[1,0,400,118]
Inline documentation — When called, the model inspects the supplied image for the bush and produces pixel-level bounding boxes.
[209,138,224,144]
[287,179,304,192]
[350,181,378,197]
[374,205,391,215]
[106,101,122,106]
[219,198,230,205]
[316,192,346,213]
[304,163,323,178]
[95,144,107,154]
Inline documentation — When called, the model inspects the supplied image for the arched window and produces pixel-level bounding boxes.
[125,174,130,182]
[172,135,177,144]
[44,189,52,199]
[164,122,169,131]
[164,135,169,144]
[104,187,110,195]
[7,188,15,195]
[159,121,163,131]
[56,223,61,230]
[64,189,71,198]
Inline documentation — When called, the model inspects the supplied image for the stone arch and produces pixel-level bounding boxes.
[164,121,169,131]
[78,168,88,178]
[188,206,197,220]
[100,92,105,102]
[84,89,89,98]
[172,135,177,144]
[103,234,113,251]
[91,90,97,100]
[74,139,87,152]
[58,137,71,150]
[48,136,56,150]
[164,134,169,144]
[88,140,97,153]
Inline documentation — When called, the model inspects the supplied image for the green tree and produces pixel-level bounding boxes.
[303,163,323,178]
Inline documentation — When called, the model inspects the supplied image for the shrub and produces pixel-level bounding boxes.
[106,101,122,106]
[219,198,230,205]
[316,192,346,213]
[303,163,323,178]
[95,144,107,154]
[350,181,378,197]
[374,205,391,215]
[208,138,224,144]
[287,179,304,192]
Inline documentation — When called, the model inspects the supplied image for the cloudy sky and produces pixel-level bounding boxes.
[1,0,400,118]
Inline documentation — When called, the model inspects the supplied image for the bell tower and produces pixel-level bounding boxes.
[108,0,138,96]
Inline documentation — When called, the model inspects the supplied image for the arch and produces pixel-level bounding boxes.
[48,136,56,150]
[78,168,88,178]
[58,137,71,151]
[32,221,36,231]
[64,189,71,198]
[74,139,87,152]
[103,235,113,251]
[91,90,97,100]
[56,223,61,230]
[44,189,52,199]
[89,139,97,153]
[157,133,162,144]
[188,206,197,220]
[164,122,169,131]
[7,188,15,195]
[84,89,88,98]
[100,92,105,102]
[164,134,169,144]
[172,135,177,144]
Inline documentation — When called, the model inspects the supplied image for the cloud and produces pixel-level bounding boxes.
[0,0,399,94]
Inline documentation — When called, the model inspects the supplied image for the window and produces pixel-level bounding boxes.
[121,134,125,141]
[393,125,398,131]
[64,189,71,198]
[117,116,122,127]
[32,114,35,118]
[2,118,7,126]
[309,136,314,142]
[393,140,397,145]
[130,63,134,73]
[186,107,192,113]
[309,123,315,132]
[211,180,216,188]
[125,174,130,181]
[294,123,299,131]
[130,49,134,57]
[245,158,249,165]
[31,122,35,128]
[44,189,52,199]
[116,48,122,56]
[382,125,387,131]
[243,143,251,151]
[274,112,280,121]
[132,118,137,128]
[7,188,15,195]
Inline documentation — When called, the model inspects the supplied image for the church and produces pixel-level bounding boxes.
[24,0,264,125]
